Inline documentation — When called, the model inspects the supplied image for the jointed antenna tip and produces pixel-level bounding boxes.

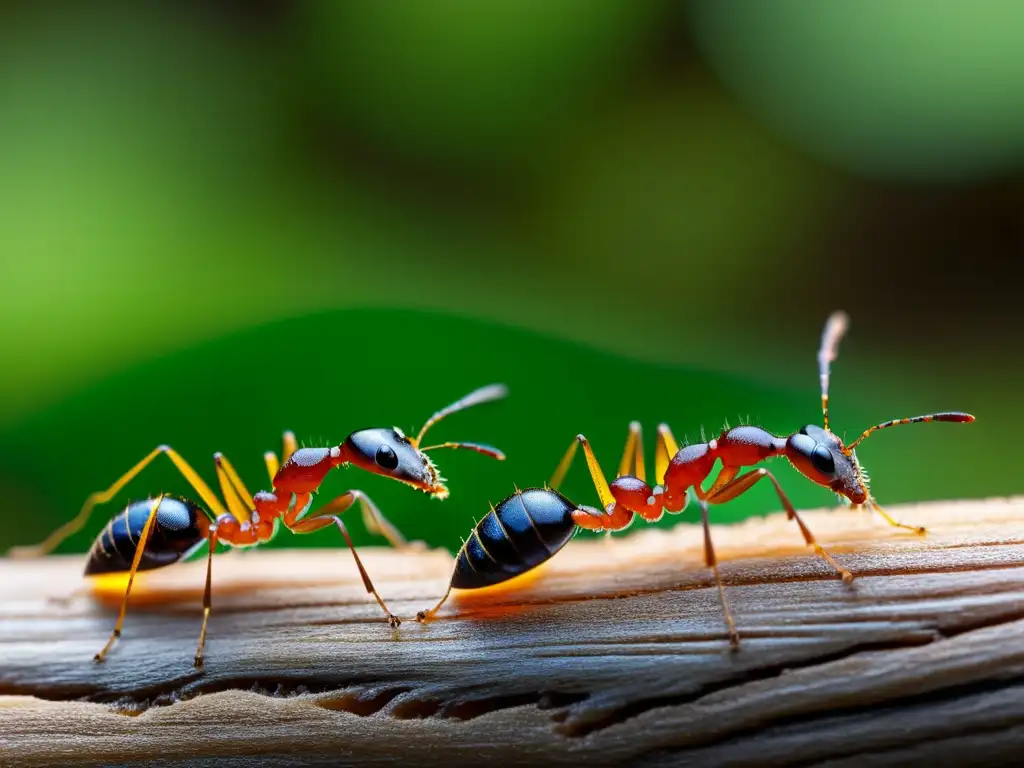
[415,383,509,445]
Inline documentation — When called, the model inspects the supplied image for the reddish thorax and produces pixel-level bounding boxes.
[572,426,789,532]
[272,445,350,494]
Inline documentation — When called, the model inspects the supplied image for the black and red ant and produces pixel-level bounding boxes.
[416,312,974,646]
[8,384,507,667]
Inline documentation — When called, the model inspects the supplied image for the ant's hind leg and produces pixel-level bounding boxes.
[706,468,854,583]
[94,495,163,663]
[213,455,252,523]
[416,584,453,623]
[10,447,227,558]
[192,530,218,668]
[548,435,616,509]
[288,511,402,627]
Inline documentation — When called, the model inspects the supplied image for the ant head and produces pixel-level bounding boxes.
[785,425,867,504]
[342,427,449,499]
[338,384,508,501]
[810,310,974,505]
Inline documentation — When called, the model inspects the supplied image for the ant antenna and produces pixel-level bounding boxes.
[818,310,849,432]
[844,412,974,453]
[414,383,509,446]
[419,442,506,460]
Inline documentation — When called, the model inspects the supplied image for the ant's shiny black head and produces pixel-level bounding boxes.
[810,310,974,506]
[342,427,448,499]
[335,384,508,500]
[785,424,867,504]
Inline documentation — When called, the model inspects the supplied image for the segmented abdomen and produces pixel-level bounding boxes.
[451,487,576,589]
[84,496,209,576]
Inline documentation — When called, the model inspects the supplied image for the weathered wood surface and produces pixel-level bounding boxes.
[2,496,1023,767]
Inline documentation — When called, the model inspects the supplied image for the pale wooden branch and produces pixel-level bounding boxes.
[2,496,1024,767]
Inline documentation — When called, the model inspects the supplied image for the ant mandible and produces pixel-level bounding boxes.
[416,313,973,646]
[8,384,507,667]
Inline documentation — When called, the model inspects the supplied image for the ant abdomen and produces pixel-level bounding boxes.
[84,496,209,576]
[451,488,577,589]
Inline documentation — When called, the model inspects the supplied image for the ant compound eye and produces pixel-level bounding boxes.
[811,444,835,475]
[375,444,399,470]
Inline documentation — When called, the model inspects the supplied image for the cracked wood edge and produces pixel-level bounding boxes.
[1,495,1023,767]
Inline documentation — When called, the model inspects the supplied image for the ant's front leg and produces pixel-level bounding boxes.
[868,498,927,536]
[287,511,402,628]
[309,489,422,552]
[705,468,853,583]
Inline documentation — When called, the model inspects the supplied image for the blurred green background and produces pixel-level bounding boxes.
[1,1,1020,556]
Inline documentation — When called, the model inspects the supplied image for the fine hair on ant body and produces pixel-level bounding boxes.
[417,312,974,647]
[9,384,507,667]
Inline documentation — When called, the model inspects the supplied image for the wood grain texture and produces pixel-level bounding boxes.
[2,496,1023,767]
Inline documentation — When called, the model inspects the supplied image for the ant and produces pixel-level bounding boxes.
[8,384,507,667]
[416,312,974,647]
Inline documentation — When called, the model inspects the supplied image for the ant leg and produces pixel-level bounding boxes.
[696,466,740,500]
[357,492,421,551]
[192,529,218,668]
[213,454,254,509]
[288,513,401,627]
[281,430,298,464]
[550,435,635,531]
[697,498,739,648]
[94,495,163,663]
[213,456,250,522]
[617,421,646,482]
[707,468,853,583]
[362,496,427,552]
[311,489,413,551]
[561,436,616,509]
[548,438,578,491]
[9,447,227,558]
[870,498,927,536]
[416,584,453,623]
[600,422,646,540]
[263,431,297,483]
[263,451,280,485]
[655,423,680,486]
